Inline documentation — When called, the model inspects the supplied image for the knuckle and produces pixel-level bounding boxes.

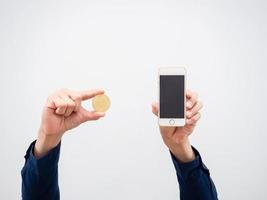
[76,94,82,100]
[188,111,192,117]
[60,102,68,108]
[73,94,82,101]
[193,114,200,122]
[70,101,76,108]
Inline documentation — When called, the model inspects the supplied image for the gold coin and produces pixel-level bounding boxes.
[92,94,110,112]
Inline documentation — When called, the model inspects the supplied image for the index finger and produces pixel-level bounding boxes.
[186,90,198,108]
[79,89,105,100]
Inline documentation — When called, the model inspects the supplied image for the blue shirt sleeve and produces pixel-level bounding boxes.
[21,141,217,200]
[171,146,218,200]
[21,140,61,200]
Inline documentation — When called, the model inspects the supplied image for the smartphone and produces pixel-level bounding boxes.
[158,67,186,127]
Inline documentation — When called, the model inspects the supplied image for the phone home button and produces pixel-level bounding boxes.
[169,119,175,125]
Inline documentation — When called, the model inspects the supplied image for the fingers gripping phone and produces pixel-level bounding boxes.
[158,67,186,127]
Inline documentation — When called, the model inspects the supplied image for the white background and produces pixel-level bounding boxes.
[1,0,267,199]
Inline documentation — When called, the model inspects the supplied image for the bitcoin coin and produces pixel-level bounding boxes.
[92,94,110,112]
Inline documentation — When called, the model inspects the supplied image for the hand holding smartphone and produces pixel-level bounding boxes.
[158,67,186,127]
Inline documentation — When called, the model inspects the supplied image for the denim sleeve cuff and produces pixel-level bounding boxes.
[170,146,209,181]
[23,140,61,173]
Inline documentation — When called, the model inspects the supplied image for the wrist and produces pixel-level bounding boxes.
[34,129,62,158]
[169,139,195,163]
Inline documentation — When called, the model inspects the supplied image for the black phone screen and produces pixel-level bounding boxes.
[160,75,184,118]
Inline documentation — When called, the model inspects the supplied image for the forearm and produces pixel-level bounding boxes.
[168,138,195,163]
[34,129,62,158]
[21,141,61,200]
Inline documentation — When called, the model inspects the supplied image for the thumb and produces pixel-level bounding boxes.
[67,107,105,127]
[151,102,159,116]
[79,108,105,123]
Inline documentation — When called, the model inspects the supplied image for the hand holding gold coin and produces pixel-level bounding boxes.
[92,94,111,112]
